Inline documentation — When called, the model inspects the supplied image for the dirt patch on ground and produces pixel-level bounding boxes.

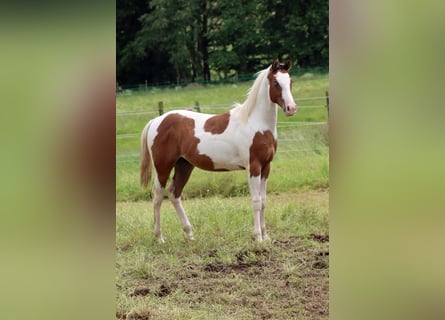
[119,234,329,319]
[129,287,150,297]
[310,233,329,243]
[154,283,172,297]
[203,261,265,273]
[129,283,173,298]
[123,309,152,320]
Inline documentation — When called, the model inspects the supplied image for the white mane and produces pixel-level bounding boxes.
[233,66,271,123]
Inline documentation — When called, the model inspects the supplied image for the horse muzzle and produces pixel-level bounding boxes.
[283,103,297,116]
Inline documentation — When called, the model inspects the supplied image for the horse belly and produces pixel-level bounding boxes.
[196,141,246,171]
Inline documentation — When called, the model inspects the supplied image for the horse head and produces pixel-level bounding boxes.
[268,58,297,116]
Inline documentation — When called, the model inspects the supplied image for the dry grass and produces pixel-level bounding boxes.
[116,191,328,319]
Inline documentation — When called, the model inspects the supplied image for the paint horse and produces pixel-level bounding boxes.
[140,58,297,243]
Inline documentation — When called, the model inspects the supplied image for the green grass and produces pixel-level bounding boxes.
[117,147,328,202]
[116,192,329,320]
[116,72,329,201]
[116,72,329,319]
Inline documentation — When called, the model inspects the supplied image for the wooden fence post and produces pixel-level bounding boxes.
[194,101,201,113]
[325,90,329,117]
[158,101,164,115]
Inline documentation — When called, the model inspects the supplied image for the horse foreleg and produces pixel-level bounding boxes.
[248,174,263,241]
[259,177,269,241]
[260,163,271,241]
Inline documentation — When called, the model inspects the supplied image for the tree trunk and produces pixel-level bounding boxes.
[199,0,210,82]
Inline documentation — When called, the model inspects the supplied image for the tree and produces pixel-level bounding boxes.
[263,0,328,68]
[116,0,328,86]
[208,0,268,78]
[138,0,197,83]
[116,0,151,85]
[199,0,211,82]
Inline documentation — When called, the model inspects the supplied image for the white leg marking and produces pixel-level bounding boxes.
[152,177,165,244]
[249,175,263,241]
[260,177,269,241]
[168,191,194,241]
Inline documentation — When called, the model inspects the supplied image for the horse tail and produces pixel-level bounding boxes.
[140,121,152,188]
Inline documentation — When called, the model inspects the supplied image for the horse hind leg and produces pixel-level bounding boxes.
[152,176,165,244]
[151,157,176,244]
[168,158,195,241]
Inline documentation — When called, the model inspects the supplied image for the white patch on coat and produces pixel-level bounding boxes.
[275,72,296,109]
[194,109,251,170]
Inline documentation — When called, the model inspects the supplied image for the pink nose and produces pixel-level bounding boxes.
[285,104,297,116]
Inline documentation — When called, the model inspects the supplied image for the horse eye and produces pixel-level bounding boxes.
[273,80,279,87]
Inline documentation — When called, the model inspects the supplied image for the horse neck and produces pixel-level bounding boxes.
[247,77,278,133]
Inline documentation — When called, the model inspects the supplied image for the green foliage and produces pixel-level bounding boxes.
[264,0,329,67]
[138,0,201,81]
[117,0,328,86]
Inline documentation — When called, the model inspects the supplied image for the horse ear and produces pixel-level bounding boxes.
[271,58,280,69]
[284,59,292,71]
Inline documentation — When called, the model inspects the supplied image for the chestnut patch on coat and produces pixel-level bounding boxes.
[168,157,194,198]
[268,70,288,108]
[204,112,230,134]
[151,113,222,188]
[249,130,277,177]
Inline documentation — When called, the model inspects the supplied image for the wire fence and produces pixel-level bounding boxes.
[117,68,329,92]
[116,125,329,164]
[116,96,329,117]
[116,121,328,140]
[116,146,329,164]
[116,95,329,164]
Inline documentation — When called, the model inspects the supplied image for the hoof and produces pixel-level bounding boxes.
[183,226,194,241]
[253,234,263,242]
[253,233,271,243]
[157,236,165,244]
[184,232,195,241]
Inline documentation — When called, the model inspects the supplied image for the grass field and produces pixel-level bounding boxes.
[117,72,329,201]
[116,71,329,319]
